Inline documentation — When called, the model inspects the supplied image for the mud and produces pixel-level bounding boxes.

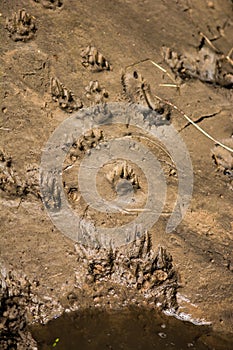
[0,264,39,350]
[163,43,233,88]
[31,307,233,350]
[0,0,233,349]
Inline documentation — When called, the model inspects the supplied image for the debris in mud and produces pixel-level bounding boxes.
[106,160,140,190]
[163,44,233,88]
[74,232,179,311]
[81,46,112,71]
[0,264,38,350]
[5,9,37,42]
[85,80,109,104]
[33,0,63,9]
[212,137,233,177]
[50,77,83,113]
[121,69,171,120]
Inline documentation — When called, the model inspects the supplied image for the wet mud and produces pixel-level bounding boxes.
[31,307,233,350]
[1,0,233,349]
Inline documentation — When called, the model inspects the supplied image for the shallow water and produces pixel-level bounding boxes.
[31,306,233,350]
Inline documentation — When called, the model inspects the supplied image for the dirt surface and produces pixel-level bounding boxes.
[1,0,233,348]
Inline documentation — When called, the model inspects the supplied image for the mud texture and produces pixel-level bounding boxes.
[0,0,233,349]
[0,264,38,349]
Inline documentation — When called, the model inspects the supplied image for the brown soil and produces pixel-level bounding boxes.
[0,0,233,348]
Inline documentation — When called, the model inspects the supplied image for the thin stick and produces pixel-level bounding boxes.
[126,58,232,152]
[124,208,172,215]
[150,60,179,88]
[153,94,233,153]
[125,58,180,90]
[0,127,11,131]
[199,32,221,54]
[226,47,233,66]
[200,32,233,66]
[159,84,178,88]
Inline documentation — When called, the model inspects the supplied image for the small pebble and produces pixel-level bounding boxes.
[207,1,215,9]
[158,332,167,338]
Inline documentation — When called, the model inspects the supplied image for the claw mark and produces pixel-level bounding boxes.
[41,172,61,211]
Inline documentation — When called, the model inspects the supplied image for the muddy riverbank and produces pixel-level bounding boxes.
[1,0,233,348]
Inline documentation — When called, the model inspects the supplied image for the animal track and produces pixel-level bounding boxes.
[0,150,24,196]
[0,151,40,198]
[212,137,233,177]
[85,80,109,104]
[33,0,63,9]
[40,172,61,211]
[69,129,105,161]
[81,46,112,71]
[163,45,233,88]
[106,161,140,190]
[121,69,171,120]
[5,9,37,42]
[50,77,83,113]
[74,232,178,310]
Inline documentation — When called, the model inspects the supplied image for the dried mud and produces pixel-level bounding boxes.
[0,0,233,349]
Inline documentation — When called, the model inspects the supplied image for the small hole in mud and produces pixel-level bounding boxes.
[133,71,138,79]
[158,108,164,115]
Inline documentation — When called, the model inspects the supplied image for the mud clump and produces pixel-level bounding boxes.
[85,80,109,105]
[68,129,105,161]
[212,137,233,177]
[50,77,83,113]
[163,44,233,88]
[0,150,26,197]
[0,150,40,198]
[0,265,38,350]
[33,0,63,10]
[5,9,37,42]
[75,232,179,311]
[81,46,112,71]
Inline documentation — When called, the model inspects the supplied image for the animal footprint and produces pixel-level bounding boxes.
[5,9,37,42]
[81,46,112,71]
[50,77,83,113]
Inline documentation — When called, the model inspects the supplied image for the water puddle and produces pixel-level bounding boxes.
[31,306,233,350]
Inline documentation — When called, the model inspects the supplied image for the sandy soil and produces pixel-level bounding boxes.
[0,0,233,347]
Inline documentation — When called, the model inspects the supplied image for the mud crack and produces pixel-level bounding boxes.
[179,110,221,131]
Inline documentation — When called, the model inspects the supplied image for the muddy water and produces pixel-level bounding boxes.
[31,307,233,350]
